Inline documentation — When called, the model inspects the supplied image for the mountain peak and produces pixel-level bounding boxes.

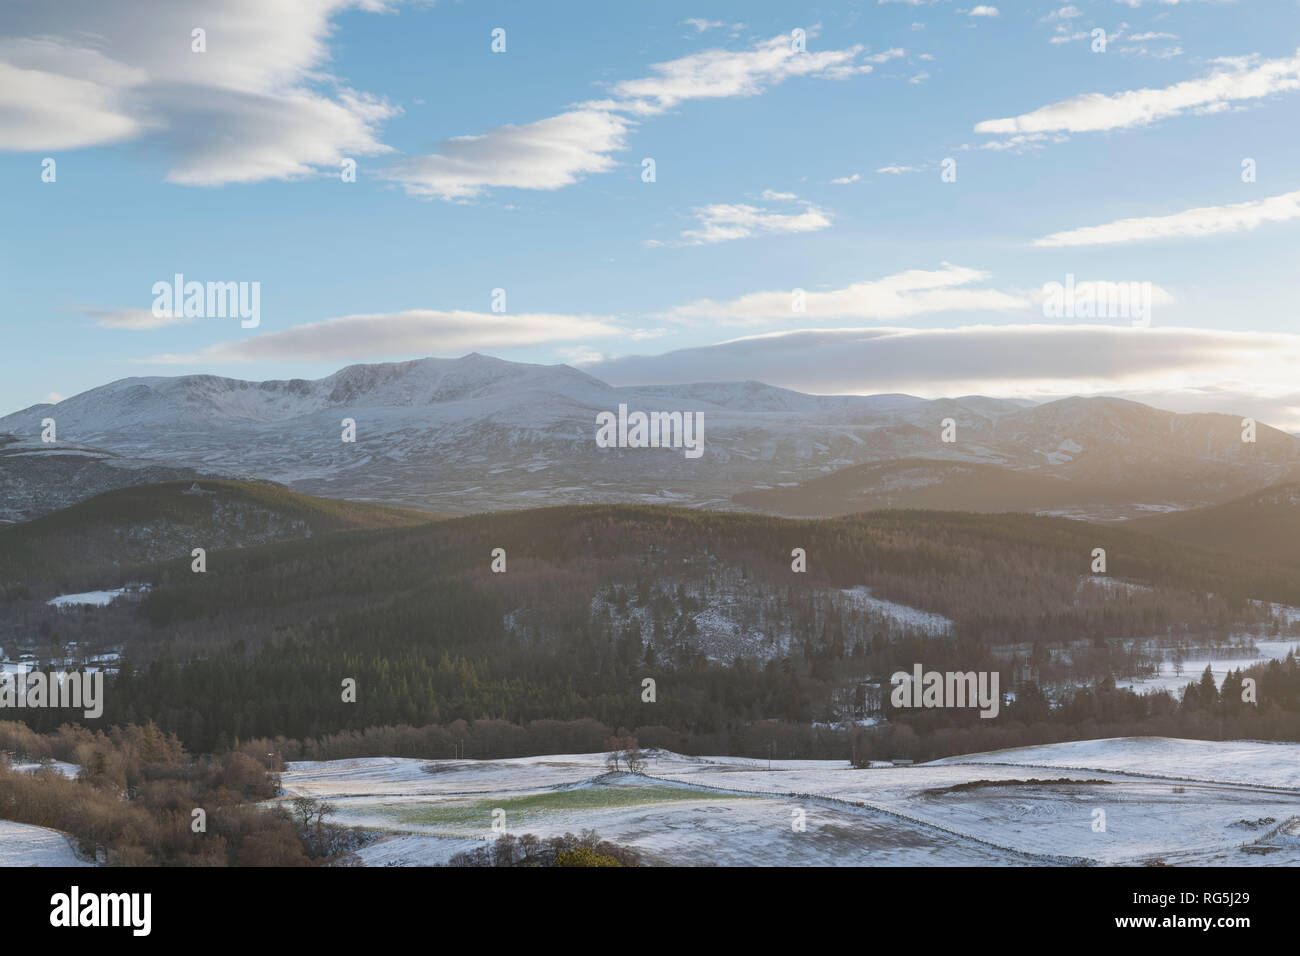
[4,353,1299,523]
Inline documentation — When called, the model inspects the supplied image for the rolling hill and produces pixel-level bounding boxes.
[1131,482,1300,569]
[0,434,204,524]
[0,478,436,587]
[732,458,1142,519]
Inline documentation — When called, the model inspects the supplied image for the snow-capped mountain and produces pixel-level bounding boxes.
[2,353,1298,521]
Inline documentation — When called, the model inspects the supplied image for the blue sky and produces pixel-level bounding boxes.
[3,0,1300,424]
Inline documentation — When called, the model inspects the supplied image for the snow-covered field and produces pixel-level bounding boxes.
[0,821,90,867]
[46,587,141,608]
[1115,640,1299,695]
[931,737,1300,789]
[277,737,1300,867]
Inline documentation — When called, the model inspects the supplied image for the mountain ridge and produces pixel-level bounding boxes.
[3,353,1297,522]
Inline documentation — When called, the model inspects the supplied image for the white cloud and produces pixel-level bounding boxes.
[1035,190,1300,246]
[386,109,633,201]
[390,32,882,200]
[1120,44,1184,59]
[0,1,398,185]
[682,19,745,34]
[966,131,1067,151]
[967,6,1000,17]
[607,32,881,113]
[3,13,879,200]
[580,324,1300,419]
[831,173,862,184]
[654,195,833,246]
[0,41,145,150]
[877,164,921,173]
[83,307,189,331]
[658,264,1030,324]
[976,49,1300,136]
[557,346,609,366]
[138,310,623,364]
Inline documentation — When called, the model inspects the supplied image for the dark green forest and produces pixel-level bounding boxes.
[5,503,1300,759]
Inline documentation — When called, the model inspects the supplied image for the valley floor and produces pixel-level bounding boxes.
[275,736,1300,867]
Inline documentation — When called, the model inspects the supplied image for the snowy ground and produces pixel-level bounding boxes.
[0,759,89,868]
[931,737,1300,789]
[277,737,1300,867]
[46,587,143,608]
[839,586,953,636]
[8,758,80,778]
[1115,640,1300,695]
[1086,595,1300,695]
[582,580,952,664]
[0,821,90,867]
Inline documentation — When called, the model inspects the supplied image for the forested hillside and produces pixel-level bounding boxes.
[0,478,435,587]
[5,501,1299,757]
[1132,482,1300,569]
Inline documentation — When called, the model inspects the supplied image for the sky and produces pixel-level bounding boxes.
[2,0,1299,426]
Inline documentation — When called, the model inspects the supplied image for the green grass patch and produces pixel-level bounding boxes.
[390,782,757,827]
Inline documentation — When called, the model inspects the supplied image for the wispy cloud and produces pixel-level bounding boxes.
[390,31,884,200]
[681,19,743,34]
[605,32,882,113]
[82,307,189,331]
[1119,44,1184,60]
[977,49,1300,137]
[138,310,623,364]
[866,48,908,63]
[386,109,632,201]
[658,264,1030,325]
[1048,31,1091,46]
[1035,190,1300,246]
[650,193,832,246]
